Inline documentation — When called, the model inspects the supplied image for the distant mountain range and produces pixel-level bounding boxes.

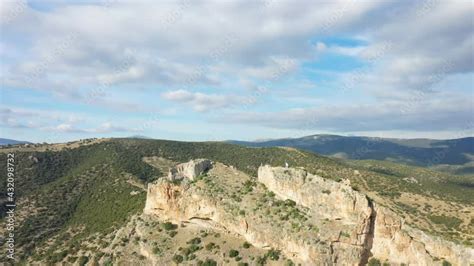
[0,138,31,146]
[229,135,474,175]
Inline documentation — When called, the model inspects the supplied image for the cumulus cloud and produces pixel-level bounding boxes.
[1,0,472,138]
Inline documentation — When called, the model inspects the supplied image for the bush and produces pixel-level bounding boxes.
[442,261,452,266]
[173,254,184,264]
[205,242,216,251]
[199,258,217,266]
[229,249,239,258]
[368,258,381,266]
[187,237,201,245]
[162,222,177,231]
[266,249,280,261]
[242,241,251,248]
[78,256,89,266]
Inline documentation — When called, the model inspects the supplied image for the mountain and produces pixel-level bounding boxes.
[229,135,474,175]
[0,138,472,265]
[0,138,31,146]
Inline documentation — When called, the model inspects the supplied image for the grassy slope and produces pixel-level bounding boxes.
[0,138,472,263]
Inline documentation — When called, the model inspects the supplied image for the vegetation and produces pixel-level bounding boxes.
[229,249,239,258]
[368,258,381,266]
[428,215,463,229]
[0,138,472,263]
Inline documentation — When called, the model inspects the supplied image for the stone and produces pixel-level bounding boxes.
[167,159,212,181]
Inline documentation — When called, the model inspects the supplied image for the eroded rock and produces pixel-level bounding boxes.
[144,162,474,265]
[167,159,212,181]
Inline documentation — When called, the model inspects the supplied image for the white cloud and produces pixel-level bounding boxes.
[162,89,251,112]
[217,92,474,133]
[1,1,473,138]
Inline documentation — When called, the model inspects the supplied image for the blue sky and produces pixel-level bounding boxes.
[1,0,473,143]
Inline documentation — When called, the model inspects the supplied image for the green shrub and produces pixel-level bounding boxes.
[205,242,216,251]
[266,249,280,261]
[442,260,452,266]
[229,249,239,257]
[172,254,184,264]
[162,222,177,231]
[199,258,217,266]
[368,258,381,266]
[187,237,201,245]
[78,256,89,266]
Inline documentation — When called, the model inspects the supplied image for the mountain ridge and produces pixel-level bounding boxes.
[228,134,474,175]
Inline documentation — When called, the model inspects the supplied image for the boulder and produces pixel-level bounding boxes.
[167,159,212,181]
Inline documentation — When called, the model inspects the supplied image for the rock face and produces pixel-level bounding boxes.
[259,165,474,266]
[371,206,473,265]
[258,166,372,225]
[167,159,212,181]
[145,161,474,265]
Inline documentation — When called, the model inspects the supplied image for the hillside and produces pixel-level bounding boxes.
[0,138,31,146]
[0,138,472,265]
[229,135,474,175]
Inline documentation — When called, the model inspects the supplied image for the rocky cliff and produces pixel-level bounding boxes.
[258,166,474,265]
[167,158,212,181]
[144,160,474,265]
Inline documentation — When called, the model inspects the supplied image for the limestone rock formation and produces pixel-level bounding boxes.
[259,165,474,265]
[167,159,212,181]
[145,161,474,265]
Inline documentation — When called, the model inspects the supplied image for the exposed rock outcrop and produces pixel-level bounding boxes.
[259,165,474,265]
[145,161,474,265]
[167,159,212,181]
[371,205,473,265]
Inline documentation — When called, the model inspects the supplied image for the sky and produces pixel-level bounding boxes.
[0,0,473,143]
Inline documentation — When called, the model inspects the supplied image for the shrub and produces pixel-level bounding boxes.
[368,258,381,266]
[266,249,280,261]
[78,256,89,266]
[205,242,216,251]
[242,241,251,248]
[442,261,452,266]
[229,249,239,257]
[162,222,177,231]
[199,259,217,266]
[172,254,184,264]
[187,237,201,245]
